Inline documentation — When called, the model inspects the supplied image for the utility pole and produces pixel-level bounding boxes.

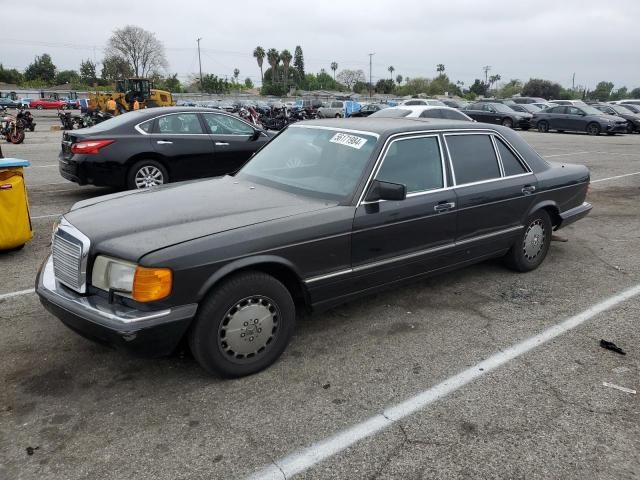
[368,53,375,99]
[197,37,203,93]
[483,65,491,84]
[572,72,575,90]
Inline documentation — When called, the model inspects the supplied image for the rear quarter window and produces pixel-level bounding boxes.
[495,138,528,176]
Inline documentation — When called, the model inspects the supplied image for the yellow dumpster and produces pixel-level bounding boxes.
[0,158,33,251]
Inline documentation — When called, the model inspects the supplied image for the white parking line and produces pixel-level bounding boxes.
[29,164,58,168]
[0,288,35,301]
[247,283,640,480]
[31,213,61,219]
[592,171,640,183]
[544,151,591,158]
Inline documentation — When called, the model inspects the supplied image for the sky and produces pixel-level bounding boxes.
[2,0,639,91]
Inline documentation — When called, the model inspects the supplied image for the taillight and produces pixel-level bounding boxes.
[71,139,114,155]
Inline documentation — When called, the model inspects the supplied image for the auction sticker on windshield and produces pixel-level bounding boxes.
[330,132,368,149]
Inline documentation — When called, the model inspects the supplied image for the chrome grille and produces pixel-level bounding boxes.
[52,222,89,293]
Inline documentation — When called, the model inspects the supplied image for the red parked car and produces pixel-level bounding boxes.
[29,98,67,110]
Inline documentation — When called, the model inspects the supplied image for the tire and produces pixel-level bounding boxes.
[537,121,549,133]
[521,126,530,131]
[557,129,564,133]
[501,117,513,128]
[127,159,168,190]
[36,105,43,110]
[504,210,552,272]
[586,123,601,136]
[335,113,342,118]
[189,271,296,377]
[627,123,635,134]
[9,130,25,144]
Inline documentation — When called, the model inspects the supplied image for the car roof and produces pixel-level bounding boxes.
[297,117,484,135]
[382,105,461,113]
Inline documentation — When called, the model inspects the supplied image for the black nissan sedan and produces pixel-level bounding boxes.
[59,107,274,189]
[38,118,591,377]
[464,102,532,129]
[532,104,628,135]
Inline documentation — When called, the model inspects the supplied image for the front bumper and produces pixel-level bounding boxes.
[516,118,532,129]
[36,256,197,356]
[605,123,628,133]
[557,201,592,230]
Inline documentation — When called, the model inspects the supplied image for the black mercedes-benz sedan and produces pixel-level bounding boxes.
[532,104,628,135]
[59,107,274,190]
[38,118,591,377]
[463,102,533,129]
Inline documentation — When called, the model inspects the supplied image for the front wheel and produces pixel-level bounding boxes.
[189,272,296,377]
[501,117,513,128]
[127,160,168,189]
[586,123,601,136]
[335,113,342,118]
[9,130,25,144]
[537,121,549,133]
[504,210,552,272]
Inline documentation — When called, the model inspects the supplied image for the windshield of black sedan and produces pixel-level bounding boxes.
[236,126,377,200]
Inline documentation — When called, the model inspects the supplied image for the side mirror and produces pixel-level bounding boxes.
[250,129,261,140]
[366,180,406,202]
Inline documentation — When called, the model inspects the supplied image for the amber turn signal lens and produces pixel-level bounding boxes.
[132,267,172,302]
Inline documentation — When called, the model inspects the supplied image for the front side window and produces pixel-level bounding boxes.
[157,114,203,134]
[376,136,443,193]
[203,113,254,135]
[566,106,582,115]
[447,134,501,185]
[495,138,527,176]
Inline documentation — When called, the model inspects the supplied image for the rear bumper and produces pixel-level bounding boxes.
[557,201,592,230]
[58,152,126,187]
[36,256,197,356]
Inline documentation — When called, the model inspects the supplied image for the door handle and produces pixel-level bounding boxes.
[156,140,173,145]
[215,142,229,146]
[434,201,456,212]
[522,185,536,195]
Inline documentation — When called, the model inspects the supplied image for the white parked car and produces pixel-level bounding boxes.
[400,99,447,107]
[317,101,345,118]
[369,105,474,121]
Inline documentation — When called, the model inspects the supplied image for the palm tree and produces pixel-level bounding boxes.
[396,74,403,85]
[281,49,292,91]
[266,48,280,84]
[253,47,265,84]
[330,61,338,80]
[488,74,501,89]
[436,64,445,76]
[388,65,395,80]
[233,68,240,83]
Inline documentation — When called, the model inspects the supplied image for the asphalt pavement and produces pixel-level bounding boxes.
[1,111,639,480]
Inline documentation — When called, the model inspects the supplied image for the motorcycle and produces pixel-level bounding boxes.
[238,105,263,128]
[1,107,25,144]
[16,108,36,132]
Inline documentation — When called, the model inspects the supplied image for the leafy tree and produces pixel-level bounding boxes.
[79,59,97,84]
[588,81,614,101]
[497,79,522,98]
[0,64,23,84]
[630,87,640,98]
[468,78,488,96]
[395,77,431,96]
[336,69,366,89]
[101,55,132,81]
[152,73,182,92]
[107,25,167,77]
[244,77,254,89]
[54,70,80,85]
[353,80,370,94]
[396,74,403,85]
[376,78,395,94]
[293,46,305,78]
[281,50,292,90]
[610,86,628,101]
[201,73,230,93]
[521,78,561,99]
[24,54,56,83]
[253,46,265,83]
[330,62,338,80]
[388,65,395,79]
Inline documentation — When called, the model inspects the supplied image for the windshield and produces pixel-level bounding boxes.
[370,108,411,118]
[78,110,149,132]
[236,126,377,201]
[611,105,632,115]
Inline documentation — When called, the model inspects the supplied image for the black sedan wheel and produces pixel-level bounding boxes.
[537,121,549,133]
[586,123,601,136]
[502,118,513,128]
[128,160,168,189]
[505,210,552,272]
[627,123,635,134]
[189,272,296,377]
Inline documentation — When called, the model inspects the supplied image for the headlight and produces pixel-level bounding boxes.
[91,255,172,302]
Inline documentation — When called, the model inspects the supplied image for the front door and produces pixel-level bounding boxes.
[350,134,458,292]
[151,112,216,180]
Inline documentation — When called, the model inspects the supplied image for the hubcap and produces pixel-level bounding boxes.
[135,165,164,188]
[523,220,545,261]
[218,296,279,362]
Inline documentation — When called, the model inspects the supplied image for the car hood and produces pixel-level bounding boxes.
[64,176,335,261]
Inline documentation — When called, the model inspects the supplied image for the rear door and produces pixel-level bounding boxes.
[201,112,268,176]
[151,112,216,180]
[444,132,537,259]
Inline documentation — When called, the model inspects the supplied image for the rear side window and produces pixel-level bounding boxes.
[138,119,153,133]
[441,110,469,121]
[495,138,527,176]
[419,109,442,119]
[376,136,443,193]
[158,114,203,134]
[446,134,501,185]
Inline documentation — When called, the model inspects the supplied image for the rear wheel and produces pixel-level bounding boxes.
[36,105,43,110]
[537,121,549,133]
[127,159,168,190]
[586,123,601,136]
[502,117,513,128]
[335,113,342,118]
[9,130,25,144]
[189,272,296,377]
[557,129,564,133]
[505,210,552,272]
